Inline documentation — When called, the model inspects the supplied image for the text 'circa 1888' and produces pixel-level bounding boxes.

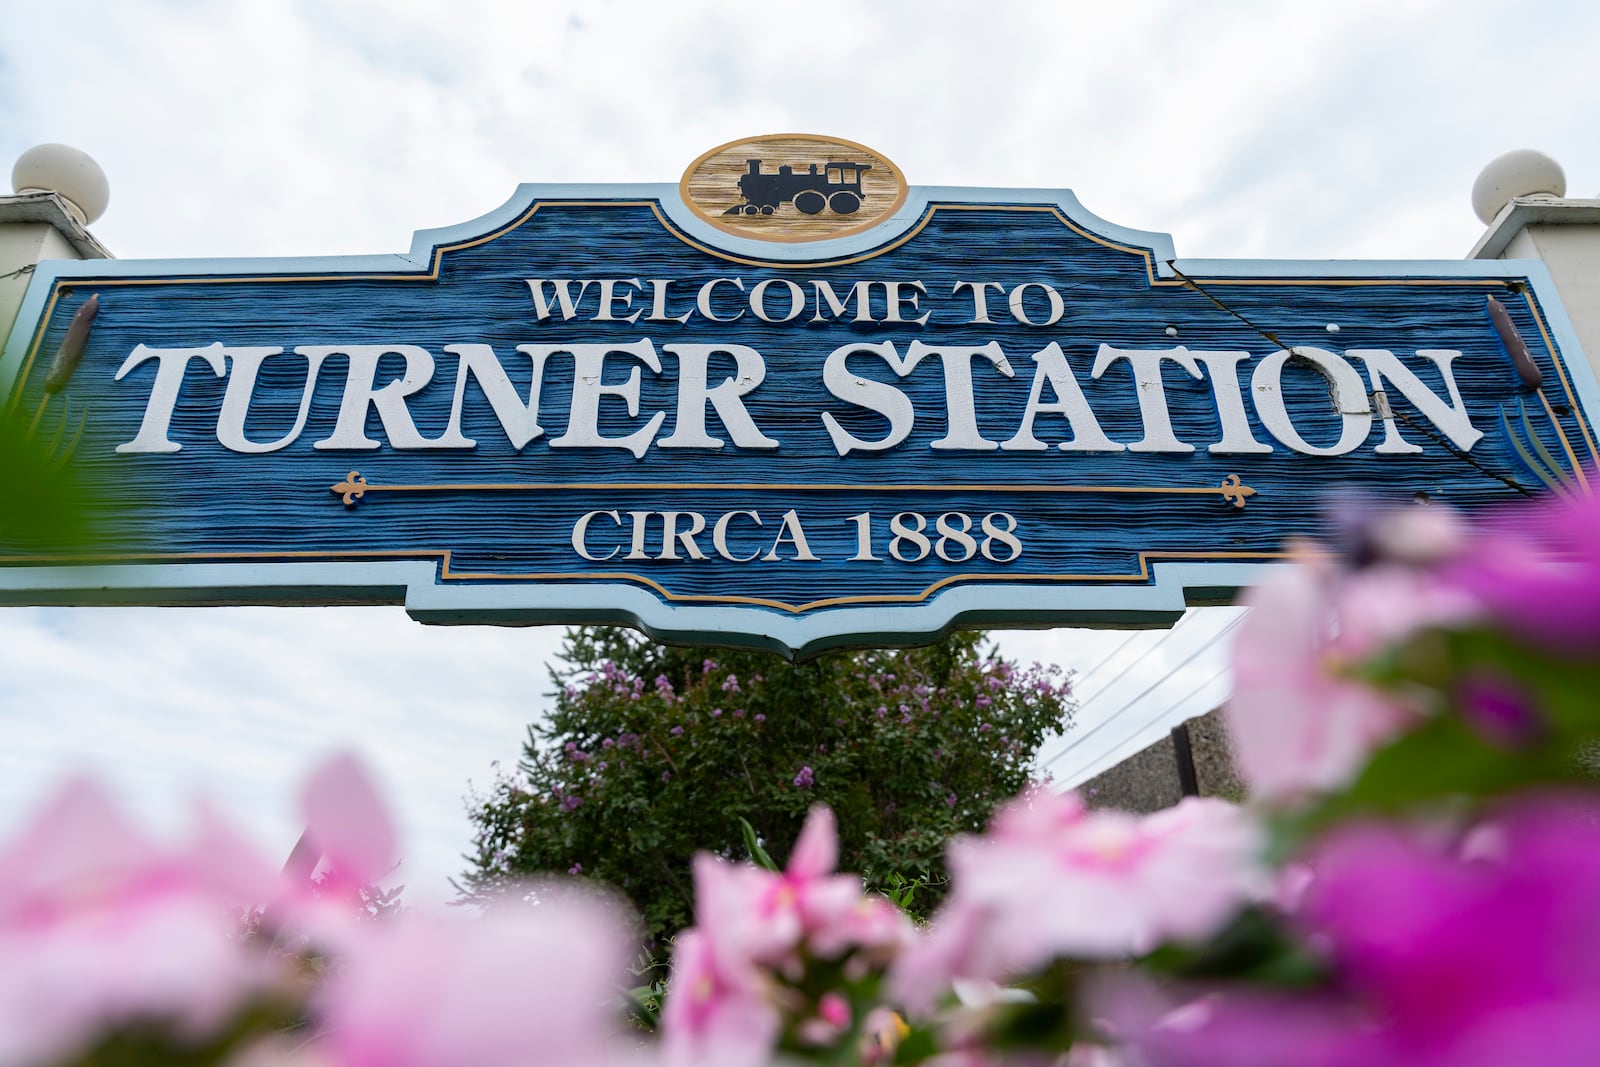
[2,132,1595,654]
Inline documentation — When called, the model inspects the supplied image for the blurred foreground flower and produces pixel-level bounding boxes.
[0,779,288,1067]
[890,789,1264,1015]
[1120,793,1600,1067]
[10,487,1600,1067]
[0,756,641,1067]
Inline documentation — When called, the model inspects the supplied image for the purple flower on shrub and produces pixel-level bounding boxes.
[711,708,723,718]
[568,863,583,875]
[670,726,684,736]
[793,766,815,789]
[560,795,583,812]
[754,714,766,723]
[661,770,671,782]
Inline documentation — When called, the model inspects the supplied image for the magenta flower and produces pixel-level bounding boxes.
[1128,793,1600,1067]
[793,765,815,789]
[1457,672,1543,747]
[1443,486,1600,652]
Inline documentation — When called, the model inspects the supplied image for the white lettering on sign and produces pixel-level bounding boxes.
[526,278,936,328]
[1250,347,1373,457]
[111,334,1483,463]
[571,508,824,563]
[547,340,668,458]
[569,509,1025,566]
[1000,343,1123,452]
[114,343,228,453]
[217,347,328,454]
[310,344,447,451]
[657,344,780,450]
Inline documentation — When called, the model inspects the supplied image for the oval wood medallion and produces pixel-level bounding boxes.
[680,133,909,244]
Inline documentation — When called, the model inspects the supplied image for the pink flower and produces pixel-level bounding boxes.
[1226,553,1437,802]
[660,928,779,1067]
[696,807,906,971]
[891,791,1263,1013]
[663,807,912,1062]
[310,888,637,1067]
[0,778,286,1067]
[796,990,853,1046]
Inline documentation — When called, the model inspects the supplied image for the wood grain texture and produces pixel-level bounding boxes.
[7,197,1590,615]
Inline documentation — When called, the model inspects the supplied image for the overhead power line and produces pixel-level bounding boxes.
[1042,611,1246,772]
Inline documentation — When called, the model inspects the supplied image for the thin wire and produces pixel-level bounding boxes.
[1072,609,1199,710]
[1042,612,1246,770]
[1069,630,1147,693]
[1079,662,1232,775]
[1083,613,1245,730]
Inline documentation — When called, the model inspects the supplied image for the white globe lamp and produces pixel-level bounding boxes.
[11,143,110,226]
[1471,149,1566,225]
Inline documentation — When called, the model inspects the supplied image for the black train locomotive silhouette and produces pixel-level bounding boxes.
[724,158,872,216]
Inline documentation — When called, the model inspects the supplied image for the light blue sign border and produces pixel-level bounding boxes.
[3,183,1596,659]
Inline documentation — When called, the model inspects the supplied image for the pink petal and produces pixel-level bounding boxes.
[300,754,397,888]
[787,806,837,880]
[0,776,155,924]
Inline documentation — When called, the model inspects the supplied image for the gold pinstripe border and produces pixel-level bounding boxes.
[0,546,1292,615]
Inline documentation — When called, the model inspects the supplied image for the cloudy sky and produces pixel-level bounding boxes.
[2,0,1598,901]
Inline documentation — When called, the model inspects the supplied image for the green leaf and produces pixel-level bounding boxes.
[1141,906,1328,988]
[739,816,780,871]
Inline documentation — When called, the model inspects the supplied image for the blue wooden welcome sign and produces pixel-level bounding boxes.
[2,134,1596,657]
